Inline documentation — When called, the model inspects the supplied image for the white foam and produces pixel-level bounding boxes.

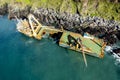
[112,52,120,67]
[105,45,120,67]
[25,40,33,45]
[115,59,120,67]
[105,46,112,52]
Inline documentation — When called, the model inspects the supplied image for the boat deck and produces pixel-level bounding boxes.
[59,31,105,57]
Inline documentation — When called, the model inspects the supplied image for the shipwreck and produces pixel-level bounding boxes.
[16,14,106,66]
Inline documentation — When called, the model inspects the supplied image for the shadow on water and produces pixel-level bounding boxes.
[0,15,120,80]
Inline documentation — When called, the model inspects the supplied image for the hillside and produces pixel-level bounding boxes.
[0,0,120,21]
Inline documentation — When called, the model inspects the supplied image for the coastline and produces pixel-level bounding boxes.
[0,1,120,45]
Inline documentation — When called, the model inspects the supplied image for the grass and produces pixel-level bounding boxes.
[32,0,48,8]
[32,0,63,11]
[60,0,77,14]
[15,0,31,5]
[0,0,10,5]
[47,0,63,11]
[84,0,120,21]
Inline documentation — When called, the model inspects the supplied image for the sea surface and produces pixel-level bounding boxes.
[0,15,120,80]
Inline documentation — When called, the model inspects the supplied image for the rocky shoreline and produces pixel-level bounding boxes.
[0,3,120,45]
[0,3,8,16]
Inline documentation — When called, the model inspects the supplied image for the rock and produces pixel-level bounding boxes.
[116,30,120,40]
[0,3,8,15]
[8,3,31,19]
[113,48,120,54]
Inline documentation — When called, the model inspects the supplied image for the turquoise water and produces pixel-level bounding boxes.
[0,15,120,80]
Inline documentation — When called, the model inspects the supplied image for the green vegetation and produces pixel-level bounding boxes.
[60,0,77,14]
[0,0,120,21]
[32,0,63,11]
[32,0,48,8]
[83,0,120,21]
[47,0,63,11]
[15,0,31,5]
[0,0,10,5]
